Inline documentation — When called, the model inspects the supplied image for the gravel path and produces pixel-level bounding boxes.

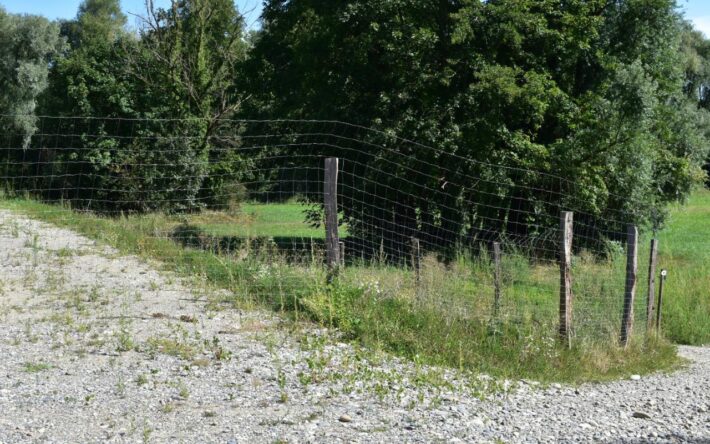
[0,210,708,443]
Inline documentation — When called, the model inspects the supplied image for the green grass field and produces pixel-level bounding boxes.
[656,189,710,345]
[5,192,707,382]
[185,203,347,239]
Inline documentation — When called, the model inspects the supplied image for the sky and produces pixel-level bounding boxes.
[0,0,709,36]
[0,0,264,28]
[681,0,710,36]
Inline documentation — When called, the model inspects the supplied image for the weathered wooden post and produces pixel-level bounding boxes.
[411,237,421,286]
[620,224,638,347]
[559,211,574,347]
[492,241,502,317]
[646,238,659,333]
[324,158,340,282]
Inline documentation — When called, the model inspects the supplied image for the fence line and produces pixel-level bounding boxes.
[0,116,662,346]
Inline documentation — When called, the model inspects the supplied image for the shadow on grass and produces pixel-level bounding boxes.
[171,222,433,266]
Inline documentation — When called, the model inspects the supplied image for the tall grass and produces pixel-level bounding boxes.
[0,197,681,383]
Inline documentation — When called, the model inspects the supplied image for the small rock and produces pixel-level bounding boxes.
[338,414,352,423]
[630,375,641,381]
[632,412,651,419]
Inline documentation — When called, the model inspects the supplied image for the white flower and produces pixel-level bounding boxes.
[357,278,382,297]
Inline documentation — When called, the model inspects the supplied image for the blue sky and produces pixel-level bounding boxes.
[0,0,264,28]
[680,0,710,36]
[1,1,709,35]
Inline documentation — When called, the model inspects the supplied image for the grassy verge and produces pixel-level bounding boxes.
[0,198,680,383]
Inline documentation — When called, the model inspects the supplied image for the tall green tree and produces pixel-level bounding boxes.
[127,0,251,210]
[35,0,136,205]
[135,0,248,120]
[245,0,709,252]
[679,23,710,185]
[36,0,251,212]
[0,7,63,147]
[42,0,132,117]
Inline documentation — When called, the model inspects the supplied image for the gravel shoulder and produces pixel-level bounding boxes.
[0,210,708,443]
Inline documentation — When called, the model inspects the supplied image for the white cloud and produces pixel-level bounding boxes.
[691,16,710,38]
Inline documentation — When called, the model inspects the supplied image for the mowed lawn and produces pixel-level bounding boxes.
[185,203,348,239]
[656,188,710,345]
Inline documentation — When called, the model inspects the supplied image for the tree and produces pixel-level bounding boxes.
[135,0,248,121]
[126,0,252,210]
[35,0,252,212]
[244,0,709,254]
[679,23,710,186]
[0,8,63,147]
[36,0,137,206]
[43,0,131,117]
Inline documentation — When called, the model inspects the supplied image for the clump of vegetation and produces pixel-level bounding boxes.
[146,337,197,361]
[22,361,52,373]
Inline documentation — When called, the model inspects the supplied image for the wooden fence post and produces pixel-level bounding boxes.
[411,237,421,286]
[492,241,502,317]
[324,158,340,282]
[620,224,638,347]
[646,238,659,333]
[559,211,574,347]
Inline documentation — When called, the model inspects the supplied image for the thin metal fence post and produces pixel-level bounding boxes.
[646,238,659,333]
[656,269,668,336]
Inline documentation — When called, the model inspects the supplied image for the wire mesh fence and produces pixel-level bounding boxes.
[0,115,661,350]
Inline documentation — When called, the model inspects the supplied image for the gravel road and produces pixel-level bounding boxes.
[0,210,708,443]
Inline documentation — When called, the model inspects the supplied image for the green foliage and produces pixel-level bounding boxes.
[246,0,709,248]
[0,8,63,147]
[43,0,131,117]
[129,0,252,208]
[2,0,708,232]
[679,23,710,185]
[29,0,253,212]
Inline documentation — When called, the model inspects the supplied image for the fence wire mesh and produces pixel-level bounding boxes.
[0,116,656,347]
